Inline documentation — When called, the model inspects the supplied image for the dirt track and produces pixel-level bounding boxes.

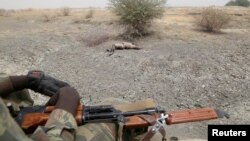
[0,7,249,140]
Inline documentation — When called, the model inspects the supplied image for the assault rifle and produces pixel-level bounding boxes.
[8,102,228,136]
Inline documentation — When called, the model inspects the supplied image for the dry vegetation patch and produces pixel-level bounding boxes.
[197,7,231,32]
[0,9,13,17]
[0,9,5,16]
[42,14,57,22]
[61,7,70,16]
[83,34,111,47]
[85,9,94,19]
[78,29,112,47]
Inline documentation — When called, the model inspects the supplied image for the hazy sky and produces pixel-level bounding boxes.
[1,0,231,9]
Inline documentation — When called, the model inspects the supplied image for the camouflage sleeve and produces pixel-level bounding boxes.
[0,98,33,141]
[0,75,14,97]
[0,74,34,111]
[31,109,78,141]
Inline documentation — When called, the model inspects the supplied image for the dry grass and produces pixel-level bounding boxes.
[42,14,57,22]
[78,27,113,47]
[61,7,70,16]
[73,19,82,24]
[2,7,247,41]
[0,9,5,16]
[0,9,12,17]
[81,33,111,47]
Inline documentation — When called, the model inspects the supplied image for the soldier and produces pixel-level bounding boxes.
[0,71,80,141]
[0,71,160,141]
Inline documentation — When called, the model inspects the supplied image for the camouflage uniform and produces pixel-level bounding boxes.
[0,97,33,141]
[0,74,78,141]
[0,74,161,141]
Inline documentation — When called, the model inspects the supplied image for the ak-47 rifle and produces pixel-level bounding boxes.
[8,102,229,137]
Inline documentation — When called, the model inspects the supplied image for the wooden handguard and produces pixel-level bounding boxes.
[21,113,50,130]
[124,108,218,128]
[166,108,218,125]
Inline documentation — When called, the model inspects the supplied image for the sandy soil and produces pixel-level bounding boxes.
[0,7,249,140]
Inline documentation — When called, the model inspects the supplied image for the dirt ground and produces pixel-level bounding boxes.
[0,7,249,140]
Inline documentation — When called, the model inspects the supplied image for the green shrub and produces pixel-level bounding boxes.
[226,0,250,7]
[198,7,231,32]
[109,0,166,38]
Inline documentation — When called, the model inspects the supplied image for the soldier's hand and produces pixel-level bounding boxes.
[54,86,80,116]
[9,70,69,97]
[27,70,69,97]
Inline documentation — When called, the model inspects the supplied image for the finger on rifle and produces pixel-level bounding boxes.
[45,93,59,106]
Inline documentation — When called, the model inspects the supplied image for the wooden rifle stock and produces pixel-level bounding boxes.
[20,106,218,133]
[21,113,49,131]
[21,105,83,133]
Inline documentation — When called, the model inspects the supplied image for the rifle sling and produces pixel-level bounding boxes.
[138,115,167,141]
[116,121,124,141]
